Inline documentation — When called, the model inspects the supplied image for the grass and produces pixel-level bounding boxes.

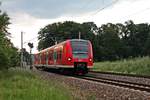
[0,69,72,100]
[94,56,150,75]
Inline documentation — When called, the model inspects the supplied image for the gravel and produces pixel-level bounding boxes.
[34,69,150,100]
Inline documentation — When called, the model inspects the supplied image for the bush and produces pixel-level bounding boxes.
[0,47,8,69]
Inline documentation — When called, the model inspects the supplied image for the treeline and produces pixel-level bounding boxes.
[0,8,19,69]
[38,21,150,61]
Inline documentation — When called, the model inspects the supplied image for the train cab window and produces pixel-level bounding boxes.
[71,41,88,58]
[36,55,38,61]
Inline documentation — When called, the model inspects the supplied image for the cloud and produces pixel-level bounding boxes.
[1,0,115,19]
[1,0,150,53]
[92,0,150,26]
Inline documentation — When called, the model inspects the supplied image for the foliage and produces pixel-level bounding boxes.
[38,21,96,50]
[0,5,19,69]
[0,47,8,69]
[22,48,30,65]
[94,57,150,75]
[0,69,72,100]
[38,20,150,61]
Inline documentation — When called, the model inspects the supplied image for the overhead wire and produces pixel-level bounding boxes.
[98,0,150,23]
[91,0,119,16]
[114,6,150,23]
[69,0,100,18]
[124,7,150,19]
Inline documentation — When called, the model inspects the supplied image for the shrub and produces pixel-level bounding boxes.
[0,47,8,69]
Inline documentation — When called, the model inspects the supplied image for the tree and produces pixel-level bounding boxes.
[97,23,122,60]
[0,9,10,69]
[123,21,150,57]
[0,12,10,34]
[144,31,150,56]
[37,21,97,51]
[0,3,19,69]
[0,47,8,69]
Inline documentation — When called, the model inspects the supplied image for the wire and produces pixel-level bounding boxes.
[126,7,150,18]
[70,0,117,18]
[91,0,119,15]
[69,0,100,18]
[115,7,150,22]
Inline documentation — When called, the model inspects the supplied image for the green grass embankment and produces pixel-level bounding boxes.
[94,56,150,75]
[0,69,72,100]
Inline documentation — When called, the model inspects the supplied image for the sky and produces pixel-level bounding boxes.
[0,0,150,53]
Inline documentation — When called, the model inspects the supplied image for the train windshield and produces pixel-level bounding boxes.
[71,41,88,58]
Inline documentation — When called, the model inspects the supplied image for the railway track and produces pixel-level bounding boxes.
[77,71,150,92]
[41,68,150,92]
[90,71,150,79]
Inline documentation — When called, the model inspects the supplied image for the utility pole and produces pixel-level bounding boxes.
[21,31,23,67]
[79,32,81,39]
[0,2,1,6]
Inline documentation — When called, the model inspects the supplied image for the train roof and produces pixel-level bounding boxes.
[69,39,88,42]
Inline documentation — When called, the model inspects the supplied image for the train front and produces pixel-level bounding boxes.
[66,39,93,74]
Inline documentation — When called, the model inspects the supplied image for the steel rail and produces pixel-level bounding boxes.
[89,71,150,79]
[80,77,150,92]
[78,75,150,92]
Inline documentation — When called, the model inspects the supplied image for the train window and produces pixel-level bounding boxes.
[39,54,41,63]
[71,41,88,58]
[42,54,44,63]
[49,51,53,60]
[42,54,44,62]
[34,55,36,61]
[45,52,47,62]
[53,51,57,60]
[51,52,53,60]
[37,55,38,62]
[57,50,62,60]
[60,50,62,59]
[38,55,40,61]
[35,55,37,62]
[40,54,42,63]
[57,51,59,60]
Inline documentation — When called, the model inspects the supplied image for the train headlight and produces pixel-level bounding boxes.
[68,57,71,61]
[89,58,92,62]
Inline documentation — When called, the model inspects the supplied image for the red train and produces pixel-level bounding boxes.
[33,39,93,74]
